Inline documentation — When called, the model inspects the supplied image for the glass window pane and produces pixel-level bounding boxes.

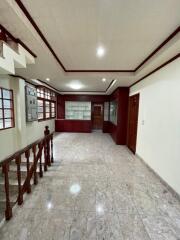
[0,109,3,118]
[38,113,43,119]
[110,101,117,125]
[3,89,11,99]
[65,101,91,120]
[5,119,12,128]
[38,106,43,113]
[4,109,12,118]
[38,100,43,107]
[0,119,3,129]
[3,99,11,108]
[0,89,2,98]
[0,99,2,108]
[46,112,50,118]
[45,101,50,113]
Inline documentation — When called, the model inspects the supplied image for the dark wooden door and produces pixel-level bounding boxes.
[127,94,139,153]
[92,104,103,129]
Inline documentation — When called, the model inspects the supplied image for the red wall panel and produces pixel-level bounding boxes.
[55,119,92,133]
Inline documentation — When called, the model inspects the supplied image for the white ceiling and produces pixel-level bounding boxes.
[0,0,179,93]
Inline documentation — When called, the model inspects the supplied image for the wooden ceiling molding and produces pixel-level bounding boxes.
[14,0,179,73]
[0,24,37,58]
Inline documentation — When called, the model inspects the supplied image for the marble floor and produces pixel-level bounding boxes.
[0,132,180,240]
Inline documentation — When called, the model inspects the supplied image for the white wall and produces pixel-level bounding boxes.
[0,76,55,161]
[130,58,180,195]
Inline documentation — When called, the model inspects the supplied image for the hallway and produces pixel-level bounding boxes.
[0,133,180,239]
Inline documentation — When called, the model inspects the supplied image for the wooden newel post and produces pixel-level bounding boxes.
[15,156,23,205]
[44,126,51,166]
[44,126,50,136]
[2,163,12,220]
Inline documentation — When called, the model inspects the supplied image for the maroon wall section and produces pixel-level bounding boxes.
[56,89,129,145]
[108,87,129,145]
[55,119,92,133]
[57,94,108,119]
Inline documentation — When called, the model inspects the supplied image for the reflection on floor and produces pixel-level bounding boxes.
[0,132,180,239]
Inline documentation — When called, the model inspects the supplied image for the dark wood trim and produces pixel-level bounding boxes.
[135,26,180,71]
[130,54,180,87]
[14,0,66,71]
[0,24,37,58]
[14,0,180,73]
[36,79,61,93]
[10,51,180,95]
[66,70,133,73]
[9,74,61,93]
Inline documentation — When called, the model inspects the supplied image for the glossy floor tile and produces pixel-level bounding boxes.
[0,132,180,240]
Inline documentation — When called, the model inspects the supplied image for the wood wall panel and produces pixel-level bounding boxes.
[55,119,92,133]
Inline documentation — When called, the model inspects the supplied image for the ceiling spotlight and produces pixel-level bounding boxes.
[46,78,50,81]
[102,78,106,82]
[96,46,105,57]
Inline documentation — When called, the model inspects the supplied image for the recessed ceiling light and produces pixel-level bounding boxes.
[102,78,106,82]
[46,78,50,81]
[96,46,105,57]
[67,80,84,90]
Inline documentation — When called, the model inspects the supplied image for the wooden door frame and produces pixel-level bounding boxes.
[127,93,140,154]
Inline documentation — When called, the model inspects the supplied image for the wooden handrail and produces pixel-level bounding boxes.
[0,126,54,220]
[0,133,54,166]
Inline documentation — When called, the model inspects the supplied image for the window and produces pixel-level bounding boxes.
[65,101,91,120]
[37,87,56,121]
[109,101,118,125]
[0,87,14,130]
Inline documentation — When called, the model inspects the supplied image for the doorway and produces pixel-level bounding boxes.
[92,103,103,130]
[127,94,140,153]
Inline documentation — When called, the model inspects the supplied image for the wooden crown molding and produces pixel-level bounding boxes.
[10,53,180,94]
[130,53,180,87]
[14,0,179,73]
[0,24,37,58]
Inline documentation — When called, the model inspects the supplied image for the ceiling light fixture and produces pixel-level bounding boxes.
[67,80,84,90]
[102,78,106,82]
[46,78,50,81]
[96,46,105,58]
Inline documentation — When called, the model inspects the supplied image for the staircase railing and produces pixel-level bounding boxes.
[0,126,54,220]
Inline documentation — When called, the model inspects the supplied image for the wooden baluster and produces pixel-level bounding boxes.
[44,126,50,166]
[25,149,31,194]
[2,163,12,220]
[47,138,51,166]
[16,156,23,205]
[38,142,43,178]
[43,139,47,172]
[32,145,38,185]
[50,135,54,163]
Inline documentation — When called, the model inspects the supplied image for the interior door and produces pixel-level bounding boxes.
[127,94,139,153]
[92,104,103,130]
